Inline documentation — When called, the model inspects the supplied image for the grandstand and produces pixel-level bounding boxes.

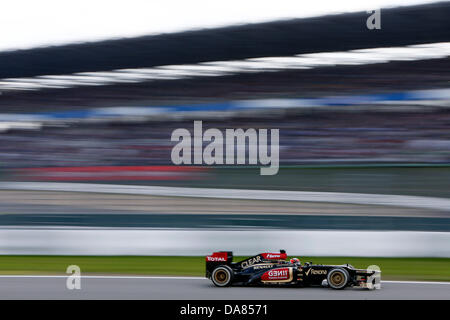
[0,1,449,264]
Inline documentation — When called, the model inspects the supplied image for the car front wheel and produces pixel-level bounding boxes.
[327,268,349,290]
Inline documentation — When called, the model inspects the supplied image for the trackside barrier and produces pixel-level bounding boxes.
[0,228,449,257]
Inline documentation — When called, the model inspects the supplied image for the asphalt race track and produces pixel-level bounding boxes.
[0,276,449,300]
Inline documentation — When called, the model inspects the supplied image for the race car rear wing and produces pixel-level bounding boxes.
[206,251,233,263]
[205,251,233,278]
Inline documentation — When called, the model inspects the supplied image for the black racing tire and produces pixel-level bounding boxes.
[211,266,234,287]
[327,268,349,290]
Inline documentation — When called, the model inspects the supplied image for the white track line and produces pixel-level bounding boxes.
[381,280,450,285]
[0,275,448,285]
[0,275,204,279]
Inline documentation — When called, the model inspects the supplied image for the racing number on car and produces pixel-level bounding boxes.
[366,265,381,290]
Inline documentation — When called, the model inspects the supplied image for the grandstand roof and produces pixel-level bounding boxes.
[1,2,449,78]
[0,2,449,113]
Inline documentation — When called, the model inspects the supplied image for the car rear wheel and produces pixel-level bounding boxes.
[211,266,233,287]
[327,268,349,290]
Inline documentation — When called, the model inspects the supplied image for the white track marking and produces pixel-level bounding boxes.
[0,275,448,285]
[381,280,450,285]
[0,275,204,279]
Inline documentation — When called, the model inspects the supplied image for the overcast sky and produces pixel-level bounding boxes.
[0,0,438,52]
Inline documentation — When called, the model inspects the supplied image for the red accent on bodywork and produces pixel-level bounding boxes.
[261,267,290,281]
[206,252,228,262]
[261,253,287,260]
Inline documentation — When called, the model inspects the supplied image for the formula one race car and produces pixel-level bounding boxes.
[206,250,380,290]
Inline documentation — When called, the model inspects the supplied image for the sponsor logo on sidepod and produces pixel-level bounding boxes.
[305,269,327,276]
[262,268,290,281]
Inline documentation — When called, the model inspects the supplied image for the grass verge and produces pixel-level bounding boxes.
[0,256,449,281]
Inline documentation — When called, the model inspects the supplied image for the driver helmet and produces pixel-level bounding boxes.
[290,258,301,265]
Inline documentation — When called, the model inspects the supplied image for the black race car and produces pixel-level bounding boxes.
[206,250,380,290]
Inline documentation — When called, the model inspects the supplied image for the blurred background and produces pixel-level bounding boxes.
[0,0,449,269]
